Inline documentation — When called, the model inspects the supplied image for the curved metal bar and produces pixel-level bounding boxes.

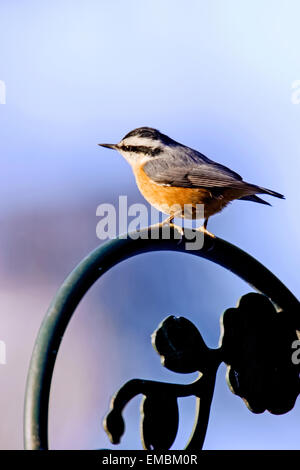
[23,226,300,449]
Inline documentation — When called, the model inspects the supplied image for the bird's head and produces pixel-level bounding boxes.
[99,127,178,165]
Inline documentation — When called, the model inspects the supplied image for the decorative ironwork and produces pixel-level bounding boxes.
[221,293,300,415]
[104,293,300,450]
[23,226,300,450]
[104,315,221,450]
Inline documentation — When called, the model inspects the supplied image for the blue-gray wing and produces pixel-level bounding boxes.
[143,158,247,189]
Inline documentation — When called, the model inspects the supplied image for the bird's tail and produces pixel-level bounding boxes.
[247,184,285,200]
[258,186,285,199]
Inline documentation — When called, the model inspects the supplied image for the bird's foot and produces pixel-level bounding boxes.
[197,225,216,238]
[148,219,184,240]
[171,223,185,238]
[163,216,185,237]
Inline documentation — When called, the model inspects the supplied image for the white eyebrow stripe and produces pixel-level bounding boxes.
[121,136,156,147]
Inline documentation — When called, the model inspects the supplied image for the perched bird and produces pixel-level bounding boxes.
[99,127,284,230]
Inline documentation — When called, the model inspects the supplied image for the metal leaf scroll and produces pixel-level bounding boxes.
[104,293,300,450]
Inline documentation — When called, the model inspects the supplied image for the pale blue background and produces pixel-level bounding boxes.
[0,0,299,449]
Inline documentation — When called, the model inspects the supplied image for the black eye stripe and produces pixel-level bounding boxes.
[121,145,161,156]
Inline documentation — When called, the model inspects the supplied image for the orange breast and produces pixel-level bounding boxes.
[132,164,232,219]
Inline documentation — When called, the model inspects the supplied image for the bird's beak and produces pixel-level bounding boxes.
[98,143,117,150]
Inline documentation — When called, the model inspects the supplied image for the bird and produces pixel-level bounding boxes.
[99,127,284,231]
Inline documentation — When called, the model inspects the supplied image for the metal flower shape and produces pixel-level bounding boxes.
[220,293,300,414]
[103,293,300,450]
[151,316,211,373]
[104,315,221,450]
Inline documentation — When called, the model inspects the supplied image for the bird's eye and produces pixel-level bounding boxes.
[120,145,161,156]
[123,145,137,153]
